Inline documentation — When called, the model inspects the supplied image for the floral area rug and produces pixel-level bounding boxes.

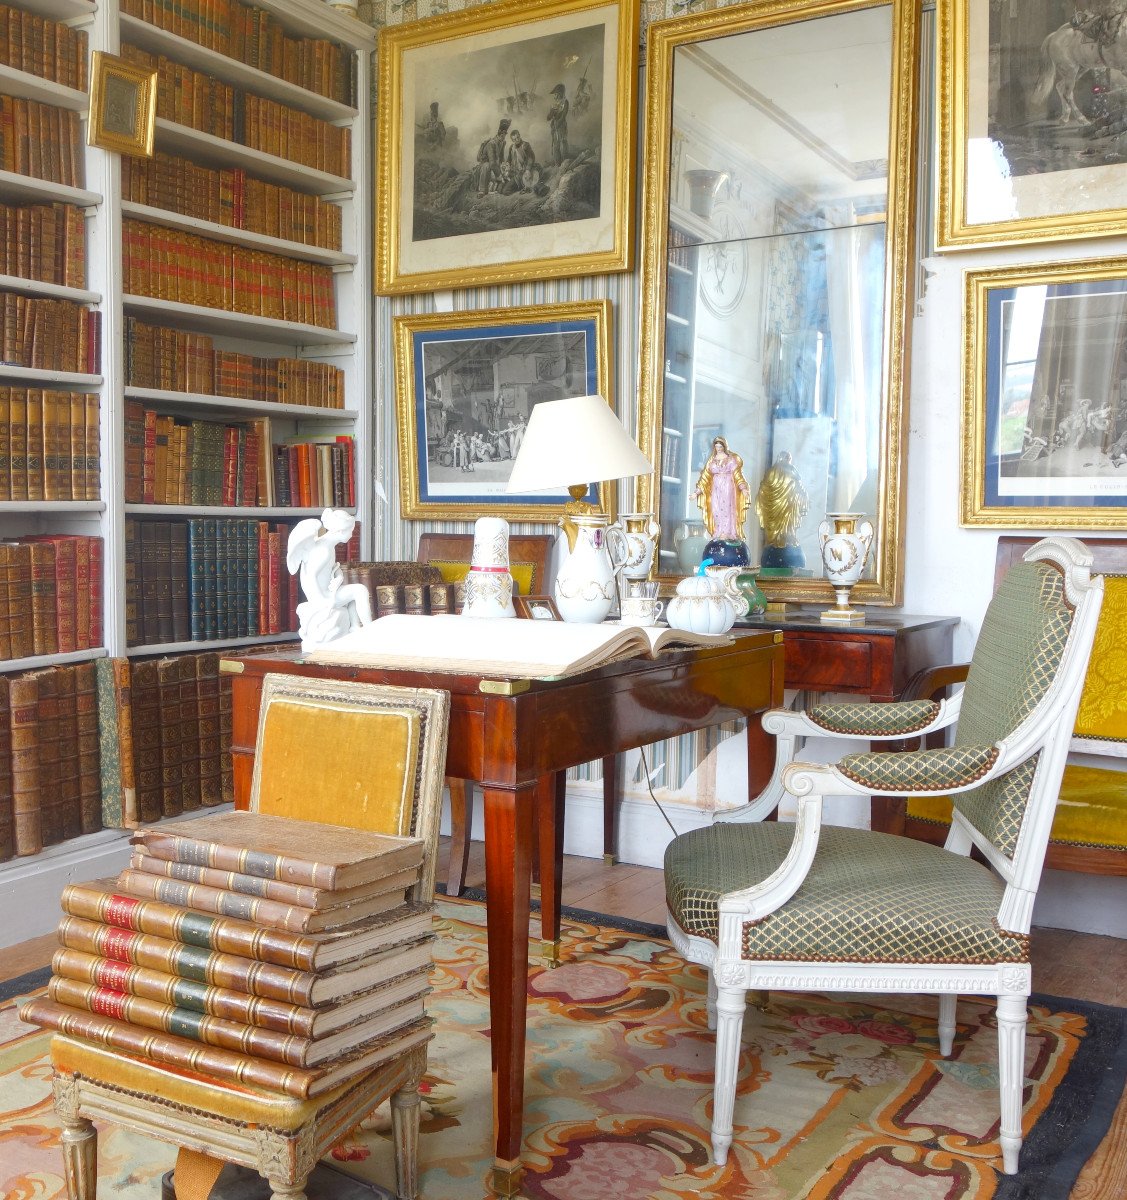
[1,898,1125,1200]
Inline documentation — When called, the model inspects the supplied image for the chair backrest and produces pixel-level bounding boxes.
[995,536,1127,759]
[249,674,450,904]
[416,532,555,597]
[951,538,1103,870]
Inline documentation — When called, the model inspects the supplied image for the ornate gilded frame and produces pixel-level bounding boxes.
[635,0,918,605]
[88,51,157,158]
[937,0,1127,250]
[375,0,639,295]
[393,299,614,521]
[961,256,1127,529]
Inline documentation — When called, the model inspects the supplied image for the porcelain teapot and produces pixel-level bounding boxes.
[666,567,737,635]
[704,564,750,619]
[613,512,661,581]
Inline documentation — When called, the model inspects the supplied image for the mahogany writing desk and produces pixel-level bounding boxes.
[223,631,784,1194]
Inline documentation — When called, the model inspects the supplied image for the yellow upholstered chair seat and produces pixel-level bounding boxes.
[907,764,1127,851]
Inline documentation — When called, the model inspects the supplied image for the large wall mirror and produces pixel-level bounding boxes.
[635,0,918,605]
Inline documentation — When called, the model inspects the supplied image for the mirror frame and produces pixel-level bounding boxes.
[634,0,918,605]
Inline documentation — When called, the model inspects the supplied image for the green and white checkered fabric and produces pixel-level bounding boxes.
[836,743,999,791]
[807,699,941,736]
[665,822,1027,964]
[952,561,1074,856]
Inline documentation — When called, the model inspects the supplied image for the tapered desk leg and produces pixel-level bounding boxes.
[482,782,535,1196]
[445,777,472,897]
[602,754,620,864]
[537,772,565,964]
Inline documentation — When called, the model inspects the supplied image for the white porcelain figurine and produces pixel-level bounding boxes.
[286,508,372,650]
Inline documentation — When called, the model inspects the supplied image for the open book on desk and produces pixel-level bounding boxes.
[306,615,732,680]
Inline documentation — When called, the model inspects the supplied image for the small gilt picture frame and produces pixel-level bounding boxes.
[88,51,157,158]
[514,595,561,621]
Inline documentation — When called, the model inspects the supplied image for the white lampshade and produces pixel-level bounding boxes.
[506,394,653,495]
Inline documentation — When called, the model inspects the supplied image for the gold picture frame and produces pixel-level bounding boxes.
[88,51,157,158]
[962,256,1127,528]
[393,299,613,521]
[375,0,639,295]
[937,0,1127,250]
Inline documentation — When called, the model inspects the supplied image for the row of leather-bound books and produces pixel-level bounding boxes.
[122,221,338,328]
[21,810,436,1098]
[0,387,100,503]
[0,96,83,188]
[0,2,88,92]
[0,534,103,658]
[121,44,351,179]
[0,651,236,859]
[0,294,100,375]
[123,154,344,253]
[0,201,85,290]
[124,315,346,405]
[119,0,354,106]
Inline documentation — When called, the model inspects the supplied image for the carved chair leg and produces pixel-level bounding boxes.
[267,1181,308,1200]
[59,1116,97,1200]
[445,777,472,897]
[710,980,748,1166]
[996,992,1028,1175]
[391,1082,422,1200]
[938,994,957,1056]
[706,971,718,1031]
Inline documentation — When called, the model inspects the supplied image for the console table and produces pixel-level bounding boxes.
[222,631,784,1194]
[600,611,960,858]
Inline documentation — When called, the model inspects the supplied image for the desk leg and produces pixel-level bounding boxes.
[537,772,565,965]
[746,710,775,807]
[602,754,620,864]
[482,783,534,1196]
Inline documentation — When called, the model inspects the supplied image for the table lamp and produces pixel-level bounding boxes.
[507,394,653,623]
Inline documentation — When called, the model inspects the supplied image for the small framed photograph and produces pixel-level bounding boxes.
[393,298,613,521]
[375,0,639,294]
[962,256,1127,528]
[88,51,157,158]
[515,594,561,620]
[938,0,1127,249]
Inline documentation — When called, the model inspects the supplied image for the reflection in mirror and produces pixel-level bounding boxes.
[637,0,917,605]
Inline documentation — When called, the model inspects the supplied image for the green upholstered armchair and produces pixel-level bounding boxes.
[664,537,1104,1177]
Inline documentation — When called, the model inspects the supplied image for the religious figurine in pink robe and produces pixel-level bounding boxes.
[694,436,751,541]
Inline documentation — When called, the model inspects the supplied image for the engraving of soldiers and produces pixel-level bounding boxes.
[547,83,570,165]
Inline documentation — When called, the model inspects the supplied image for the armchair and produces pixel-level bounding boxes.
[48,675,450,1200]
[664,537,1104,1176]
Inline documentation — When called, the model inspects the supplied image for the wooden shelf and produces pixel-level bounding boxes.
[126,632,299,657]
[155,120,353,196]
[0,647,107,673]
[124,504,351,518]
[0,169,99,208]
[121,15,358,123]
[0,366,102,387]
[0,273,99,304]
[121,202,355,267]
[126,387,357,421]
[0,64,87,110]
[34,0,95,21]
[123,295,357,347]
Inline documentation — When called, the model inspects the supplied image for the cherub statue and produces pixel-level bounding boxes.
[286,509,373,650]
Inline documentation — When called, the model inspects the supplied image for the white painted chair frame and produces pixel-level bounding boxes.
[667,537,1105,1175]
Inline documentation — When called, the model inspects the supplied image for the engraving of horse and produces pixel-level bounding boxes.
[1032,16,1127,125]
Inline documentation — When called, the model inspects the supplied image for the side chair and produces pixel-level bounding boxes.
[48,674,451,1200]
[663,536,1104,1175]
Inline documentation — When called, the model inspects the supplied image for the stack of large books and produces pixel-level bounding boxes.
[20,810,436,1098]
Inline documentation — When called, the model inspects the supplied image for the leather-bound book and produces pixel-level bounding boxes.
[0,677,12,861]
[35,666,62,846]
[177,653,202,812]
[8,387,27,501]
[194,652,223,806]
[123,519,140,646]
[60,881,432,973]
[73,661,101,835]
[87,534,103,648]
[54,665,81,842]
[24,389,43,500]
[52,946,433,1040]
[18,997,433,1099]
[47,975,428,1068]
[9,670,41,855]
[95,657,137,829]
[4,542,34,658]
[83,391,98,500]
[129,658,163,825]
[155,657,185,819]
[123,398,145,504]
[170,522,190,643]
[26,540,58,655]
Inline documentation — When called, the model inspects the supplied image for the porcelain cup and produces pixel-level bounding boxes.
[621,596,664,627]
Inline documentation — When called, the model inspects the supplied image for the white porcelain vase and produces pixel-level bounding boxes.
[554,513,628,623]
[818,512,874,624]
[614,512,661,581]
[463,517,516,619]
[665,572,737,635]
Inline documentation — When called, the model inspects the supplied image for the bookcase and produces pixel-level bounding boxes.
[0,0,375,944]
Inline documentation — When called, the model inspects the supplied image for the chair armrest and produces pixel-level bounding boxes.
[835,743,999,793]
[900,662,971,702]
[765,699,960,743]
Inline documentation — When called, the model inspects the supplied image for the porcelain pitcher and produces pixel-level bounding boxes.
[555,513,629,623]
